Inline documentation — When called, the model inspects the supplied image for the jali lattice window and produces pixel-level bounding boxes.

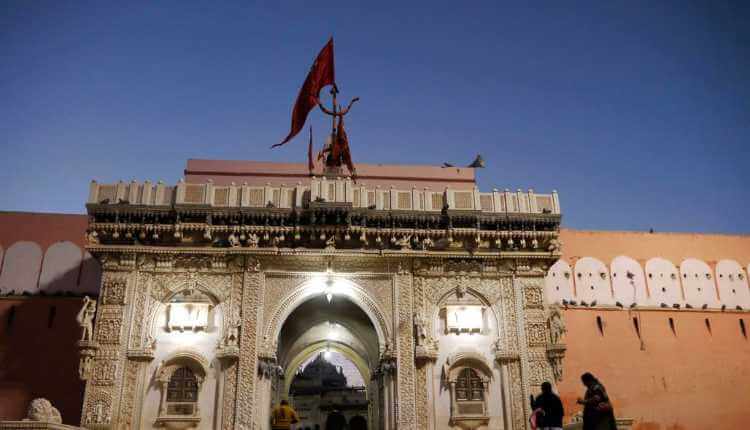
[455,368,484,401]
[166,367,198,414]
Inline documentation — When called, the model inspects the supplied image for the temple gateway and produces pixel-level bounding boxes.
[77,159,564,430]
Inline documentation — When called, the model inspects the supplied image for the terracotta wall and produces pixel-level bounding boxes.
[557,308,750,430]
[0,297,85,423]
[184,158,477,189]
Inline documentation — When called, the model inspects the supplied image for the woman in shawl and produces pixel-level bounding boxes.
[576,372,617,430]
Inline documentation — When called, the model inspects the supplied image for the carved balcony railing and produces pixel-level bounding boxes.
[85,178,561,254]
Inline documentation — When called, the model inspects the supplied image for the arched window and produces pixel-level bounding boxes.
[446,357,491,428]
[455,368,484,401]
[167,367,199,404]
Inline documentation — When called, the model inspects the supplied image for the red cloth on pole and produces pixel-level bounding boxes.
[336,116,355,174]
[273,38,335,148]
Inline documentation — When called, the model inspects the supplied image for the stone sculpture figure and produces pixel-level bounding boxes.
[77,296,97,341]
[548,305,566,345]
[223,307,241,347]
[413,312,428,346]
[395,235,412,250]
[246,233,259,248]
[79,355,93,380]
[25,398,62,424]
[228,232,241,248]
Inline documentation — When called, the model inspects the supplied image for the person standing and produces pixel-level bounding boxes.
[532,381,564,430]
[577,372,617,430]
[271,399,300,430]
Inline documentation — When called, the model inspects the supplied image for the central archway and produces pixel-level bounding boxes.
[276,293,381,430]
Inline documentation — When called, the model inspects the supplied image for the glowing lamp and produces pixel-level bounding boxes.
[445,305,484,333]
[168,303,210,332]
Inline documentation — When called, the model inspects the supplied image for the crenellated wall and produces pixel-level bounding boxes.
[0,213,101,297]
[545,230,750,310]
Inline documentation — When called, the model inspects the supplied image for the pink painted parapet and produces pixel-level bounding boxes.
[184,159,477,190]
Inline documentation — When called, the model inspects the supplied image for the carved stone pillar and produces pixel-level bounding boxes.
[395,271,417,430]
[80,270,132,430]
[235,258,263,430]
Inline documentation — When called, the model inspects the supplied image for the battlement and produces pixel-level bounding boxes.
[84,177,561,253]
[87,178,560,215]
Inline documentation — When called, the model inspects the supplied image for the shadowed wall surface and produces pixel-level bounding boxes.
[557,308,750,430]
[0,297,85,423]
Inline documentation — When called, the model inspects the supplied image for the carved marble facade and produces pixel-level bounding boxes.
[78,179,564,430]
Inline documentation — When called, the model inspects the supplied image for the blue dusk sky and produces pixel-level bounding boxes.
[1,1,748,233]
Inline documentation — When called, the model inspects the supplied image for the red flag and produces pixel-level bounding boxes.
[273,38,335,148]
[335,116,355,174]
[307,126,314,172]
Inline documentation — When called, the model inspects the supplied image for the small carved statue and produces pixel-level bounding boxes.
[85,230,99,244]
[228,233,241,248]
[25,398,62,424]
[547,238,562,253]
[325,235,336,249]
[395,235,411,250]
[455,279,468,298]
[413,312,428,346]
[246,233,260,248]
[144,332,157,350]
[79,355,93,380]
[223,307,241,347]
[421,236,434,250]
[86,400,110,424]
[548,305,567,345]
[76,296,97,341]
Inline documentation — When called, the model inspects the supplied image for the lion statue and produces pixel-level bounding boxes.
[25,398,62,424]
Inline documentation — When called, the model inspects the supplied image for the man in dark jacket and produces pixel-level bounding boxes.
[533,381,564,430]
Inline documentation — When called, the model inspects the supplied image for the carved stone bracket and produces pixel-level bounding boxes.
[77,340,99,381]
[414,343,439,366]
[373,356,397,379]
[215,345,240,363]
[494,349,519,366]
[257,357,283,379]
[546,343,567,383]
[126,348,155,362]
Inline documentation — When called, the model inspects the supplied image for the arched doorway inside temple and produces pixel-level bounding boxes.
[274,294,381,430]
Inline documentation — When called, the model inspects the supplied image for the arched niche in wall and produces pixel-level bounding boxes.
[716,260,750,309]
[644,257,682,307]
[680,258,719,309]
[434,285,498,338]
[142,287,224,430]
[544,260,574,304]
[443,349,492,430]
[39,241,83,294]
[611,256,649,307]
[153,350,210,427]
[79,252,102,295]
[573,257,613,305]
[0,241,43,295]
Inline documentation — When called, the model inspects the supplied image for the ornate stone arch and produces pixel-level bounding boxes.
[264,277,390,356]
[146,280,223,340]
[445,349,494,378]
[282,341,371,395]
[443,348,492,430]
[431,284,500,337]
[153,349,210,425]
[155,349,211,383]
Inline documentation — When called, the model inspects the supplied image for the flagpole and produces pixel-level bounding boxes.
[330,84,338,145]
